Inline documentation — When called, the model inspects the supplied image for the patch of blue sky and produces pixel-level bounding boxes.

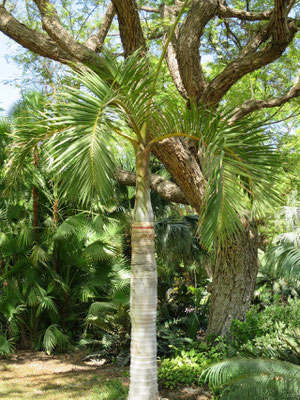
[0,32,22,115]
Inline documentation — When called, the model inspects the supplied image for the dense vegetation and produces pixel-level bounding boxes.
[0,85,299,399]
[0,0,299,399]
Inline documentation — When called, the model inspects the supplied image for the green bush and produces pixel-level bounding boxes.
[229,298,300,359]
[230,307,264,346]
[158,347,224,389]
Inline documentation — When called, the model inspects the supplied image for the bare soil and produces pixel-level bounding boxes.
[0,351,211,400]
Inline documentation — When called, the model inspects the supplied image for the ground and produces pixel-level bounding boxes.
[0,351,211,400]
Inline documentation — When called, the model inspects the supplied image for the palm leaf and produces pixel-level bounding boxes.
[262,243,300,280]
[151,104,281,249]
[203,357,300,400]
[0,333,15,356]
[54,214,88,240]
[42,324,70,354]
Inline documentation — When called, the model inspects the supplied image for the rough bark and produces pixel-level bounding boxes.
[111,0,147,57]
[207,220,259,336]
[176,0,215,100]
[85,2,115,52]
[160,4,188,99]
[202,0,298,106]
[229,72,300,122]
[152,138,205,214]
[0,5,74,65]
[115,169,188,205]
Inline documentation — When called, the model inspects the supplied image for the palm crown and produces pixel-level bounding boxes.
[6,47,283,400]
[7,50,280,249]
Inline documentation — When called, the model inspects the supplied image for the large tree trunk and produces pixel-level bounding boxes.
[207,220,259,337]
[129,148,158,400]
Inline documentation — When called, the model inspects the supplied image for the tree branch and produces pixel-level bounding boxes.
[202,0,298,105]
[139,6,160,13]
[32,0,99,65]
[229,72,300,122]
[218,3,272,21]
[0,5,74,65]
[109,0,206,212]
[176,0,216,100]
[111,0,147,57]
[115,169,188,204]
[85,2,115,52]
[160,4,188,99]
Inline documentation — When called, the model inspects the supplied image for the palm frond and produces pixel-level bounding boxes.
[30,244,49,267]
[54,214,88,240]
[5,92,48,190]
[151,104,281,249]
[203,357,300,400]
[36,286,58,316]
[262,243,300,280]
[17,221,33,249]
[42,324,70,354]
[0,333,15,356]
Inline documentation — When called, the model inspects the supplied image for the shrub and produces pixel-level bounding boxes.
[158,347,225,389]
[229,298,300,360]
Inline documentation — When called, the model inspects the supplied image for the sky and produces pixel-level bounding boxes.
[0,32,22,115]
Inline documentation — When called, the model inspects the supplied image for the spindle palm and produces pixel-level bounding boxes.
[8,56,279,400]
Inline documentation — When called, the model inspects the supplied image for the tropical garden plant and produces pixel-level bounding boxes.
[7,55,281,400]
[5,2,283,394]
[203,357,300,400]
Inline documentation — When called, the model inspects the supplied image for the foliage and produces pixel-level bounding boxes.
[0,98,130,355]
[260,234,300,282]
[0,333,15,357]
[158,346,225,389]
[227,299,300,364]
[203,357,300,400]
[41,324,71,355]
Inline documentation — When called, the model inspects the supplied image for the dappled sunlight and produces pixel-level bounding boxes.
[0,352,128,400]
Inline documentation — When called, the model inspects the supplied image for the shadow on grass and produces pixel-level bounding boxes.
[0,366,128,400]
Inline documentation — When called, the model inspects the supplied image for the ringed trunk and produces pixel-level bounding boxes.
[128,148,158,400]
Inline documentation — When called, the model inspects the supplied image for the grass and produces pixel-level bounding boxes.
[0,370,127,400]
[0,351,207,399]
[0,352,128,400]
[90,379,128,400]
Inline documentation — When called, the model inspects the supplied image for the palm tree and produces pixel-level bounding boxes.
[7,52,280,399]
[6,0,281,390]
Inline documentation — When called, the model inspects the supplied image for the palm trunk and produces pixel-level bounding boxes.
[128,148,158,400]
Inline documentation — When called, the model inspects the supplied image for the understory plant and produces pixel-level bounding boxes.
[202,297,300,399]
[203,357,300,400]
[158,345,226,389]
